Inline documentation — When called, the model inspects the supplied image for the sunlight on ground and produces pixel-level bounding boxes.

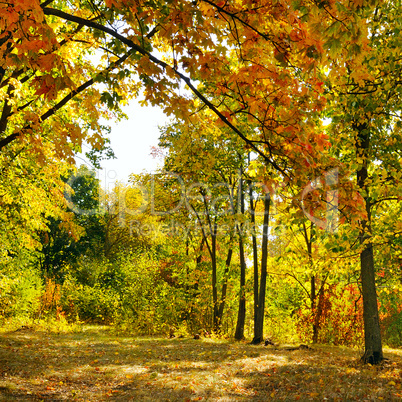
[0,328,401,401]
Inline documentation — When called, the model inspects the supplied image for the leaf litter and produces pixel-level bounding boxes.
[0,327,401,401]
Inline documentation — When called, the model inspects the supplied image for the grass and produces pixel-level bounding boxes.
[0,326,401,401]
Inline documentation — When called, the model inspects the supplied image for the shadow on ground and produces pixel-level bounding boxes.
[0,327,401,401]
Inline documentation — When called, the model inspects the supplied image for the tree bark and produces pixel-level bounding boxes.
[355,122,383,364]
[302,222,320,343]
[360,241,382,363]
[191,192,231,334]
[217,245,233,328]
[235,177,246,340]
[248,181,260,342]
[211,220,220,332]
[234,234,246,340]
[252,191,270,344]
[311,275,318,343]
[312,279,327,344]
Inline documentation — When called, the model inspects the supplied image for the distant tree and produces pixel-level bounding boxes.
[38,165,104,281]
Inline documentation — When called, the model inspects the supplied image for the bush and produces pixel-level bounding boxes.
[379,287,402,348]
[297,283,364,346]
[60,250,217,335]
[61,276,120,323]
[0,268,43,320]
[264,277,304,343]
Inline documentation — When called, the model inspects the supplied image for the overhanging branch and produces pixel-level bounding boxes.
[43,6,286,175]
[0,51,132,152]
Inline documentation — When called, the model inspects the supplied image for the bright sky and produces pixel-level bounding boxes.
[76,100,168,191]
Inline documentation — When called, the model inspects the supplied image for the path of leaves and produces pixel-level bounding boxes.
[0,327,401,401]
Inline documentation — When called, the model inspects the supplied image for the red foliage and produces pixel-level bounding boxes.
[297,283,364,346]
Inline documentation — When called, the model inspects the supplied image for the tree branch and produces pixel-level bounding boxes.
[0,51,132,151]
[43,7,287,175]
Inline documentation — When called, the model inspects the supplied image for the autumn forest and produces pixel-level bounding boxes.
[1,0,402,399]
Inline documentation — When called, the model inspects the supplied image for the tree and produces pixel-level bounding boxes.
[13,0,327,179]
[234,175,247,340]
[0,0,127,264]
[159,116,246,333]
[310,0,402,363]
[2,1,328,310]
[101,179,163,259]
[3,0,400,362]
[251,189,271,344]
[38,165,104,281]
[0,0,133,156]
[0,138,69,260]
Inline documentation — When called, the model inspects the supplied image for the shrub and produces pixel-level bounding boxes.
[61,276,120,323]
[297,283,364,346]
[379,287,402,348]
[0,268,43,320]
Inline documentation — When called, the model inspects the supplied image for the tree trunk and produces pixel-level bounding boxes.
[192,190,234,333]
[360,241,382,363]
[211,221,220,332]
[235,234,246,340]
[311,275,318,343]
[217,245,233,327]
[235,177,246,340]
[312,279,327,344]
[301,222,322,343]
[193,194,222,333]
[252,192,270,344]
[248,181,260,342]
[356,122,383,364]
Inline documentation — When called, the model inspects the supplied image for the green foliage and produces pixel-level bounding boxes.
[61,276,120,324]
[39,164,105,282]
[264,276,304,342]
[379,287,402,348]
[58,244,240,337]
[0,268,43,320]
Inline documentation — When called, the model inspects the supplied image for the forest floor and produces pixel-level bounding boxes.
[0,326,401,401]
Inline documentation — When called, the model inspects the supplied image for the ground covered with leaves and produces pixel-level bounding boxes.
[0,326,401,401]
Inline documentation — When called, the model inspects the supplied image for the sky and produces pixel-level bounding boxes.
[76,100,168,191]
